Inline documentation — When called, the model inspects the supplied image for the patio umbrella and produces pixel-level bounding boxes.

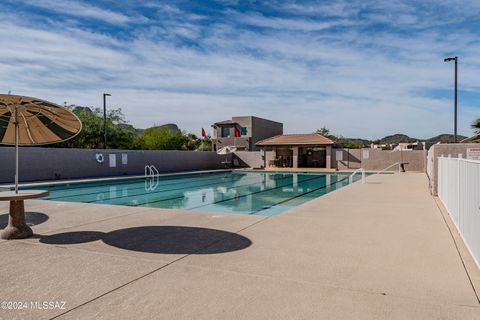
[0,94,82,193]
[217,146,237,155]
[217,146,237,167]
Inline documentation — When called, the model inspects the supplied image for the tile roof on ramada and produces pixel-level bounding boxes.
[256,133,334,146]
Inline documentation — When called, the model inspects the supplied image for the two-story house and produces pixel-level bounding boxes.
[211,116,283,151]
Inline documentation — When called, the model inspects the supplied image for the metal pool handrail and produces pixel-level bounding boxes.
[145,165,159,191]
[364,162,402,182]
[374,162,401,174]
[349,168,366,184]
[145,165,159,177]
[350,162,402,186]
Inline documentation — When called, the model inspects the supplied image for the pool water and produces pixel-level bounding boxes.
[33,171,363,215]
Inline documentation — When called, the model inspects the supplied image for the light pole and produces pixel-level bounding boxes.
[444,56,458,143]
[103,93,111,149]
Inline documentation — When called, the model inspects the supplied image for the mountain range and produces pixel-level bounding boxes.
[346,133,468,147]
[73,106,468,145]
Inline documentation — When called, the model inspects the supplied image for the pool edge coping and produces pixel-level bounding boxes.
[0,169,232,189]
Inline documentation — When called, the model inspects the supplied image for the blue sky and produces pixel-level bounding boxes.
[0,0,479,139]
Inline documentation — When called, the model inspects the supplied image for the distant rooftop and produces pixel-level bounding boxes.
[212,116,282,127]
[256,133,334,146]
[212,120,238,126]
[461,133,480,143]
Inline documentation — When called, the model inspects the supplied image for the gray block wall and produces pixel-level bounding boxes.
[250,117,283,151]
[0,147,226,183]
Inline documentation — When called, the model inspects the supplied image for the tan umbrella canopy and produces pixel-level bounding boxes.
[0,94,82,192]
[0,94,81,145]
[216,146,237,155]
[217,146,237,166]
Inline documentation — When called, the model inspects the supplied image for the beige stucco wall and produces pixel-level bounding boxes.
[428,143,480,195]
[331,149,362,169]
[233,151,263,168]
[331,148,425,171]
[360,149,426,172]
[234,147,430,173]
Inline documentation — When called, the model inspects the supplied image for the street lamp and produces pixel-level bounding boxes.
[444,56,458,143]
[103,93,111,149]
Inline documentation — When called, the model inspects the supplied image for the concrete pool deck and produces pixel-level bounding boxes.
[0,173,479,319]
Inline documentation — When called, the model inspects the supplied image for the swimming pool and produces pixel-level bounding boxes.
[31,171,363,215]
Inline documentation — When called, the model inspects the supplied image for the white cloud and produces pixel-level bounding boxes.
[19,0,131,24]
[0,1,479,139]
[274,1,359,18]
[234,12,353,31]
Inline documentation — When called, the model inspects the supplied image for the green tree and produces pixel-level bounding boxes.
[104,109,137,149]
[316,126,332,138]
[472,118,480,133]
[184,133,201,150]
[135,127,189,150]
[58,106,136,149]
[196,135,212,151]
[315,127,361,149]
[182,133,212,151]
[56,105,213,151]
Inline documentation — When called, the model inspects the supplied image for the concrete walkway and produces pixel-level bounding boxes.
[0,173,479,319]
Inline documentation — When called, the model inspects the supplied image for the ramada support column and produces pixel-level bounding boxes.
[261,147,266,168]
[292,146,299,168]
[271,148,277,168]
[326,145,332,169]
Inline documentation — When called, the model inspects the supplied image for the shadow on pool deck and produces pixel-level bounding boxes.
[38,226,252,254]
[0,211,49,229]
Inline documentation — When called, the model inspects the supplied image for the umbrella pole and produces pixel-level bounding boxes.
[15,109,19,194]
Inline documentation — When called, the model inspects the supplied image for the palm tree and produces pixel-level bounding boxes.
[472,118,480,133]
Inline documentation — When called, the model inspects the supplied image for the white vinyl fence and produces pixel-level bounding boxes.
[438,156,480,267]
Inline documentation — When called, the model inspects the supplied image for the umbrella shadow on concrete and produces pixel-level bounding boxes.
[39,226,252,254]
[0,212,49,229]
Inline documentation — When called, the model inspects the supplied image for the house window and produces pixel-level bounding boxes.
[240,127,247,136]
[222,127,230,137]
